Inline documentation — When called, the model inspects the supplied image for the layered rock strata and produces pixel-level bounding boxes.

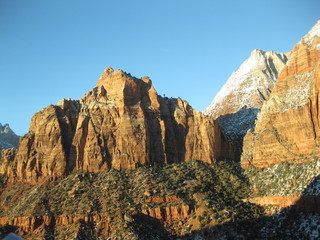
[0,205,191,239]
[0,67,234,182]
[242,20,320,168]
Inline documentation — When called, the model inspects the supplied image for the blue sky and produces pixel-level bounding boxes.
[1,0,319,135]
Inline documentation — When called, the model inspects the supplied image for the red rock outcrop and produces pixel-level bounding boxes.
[242,20,320,168]
[0,214,112,239]
[246,195,320,213]
[0,206,193,239]
[0,67,234,182]
[145,196,181,203]
[142,205,191,222]
[246,195,300,208]
[142,195,192,222]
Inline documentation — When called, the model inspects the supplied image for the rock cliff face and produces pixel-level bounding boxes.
[203,50,288,154]
[0,67,233,182]
[0,124,20,150]
[242,20,320,168]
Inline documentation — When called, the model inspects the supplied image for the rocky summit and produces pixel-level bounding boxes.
[0,67,234,182]
[204,49,288,119]
[1,21,320,240]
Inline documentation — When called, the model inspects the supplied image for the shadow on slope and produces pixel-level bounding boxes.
[215,106,259,159]
[0,160,259,239]
[1,160,319,239]
[181,171,320,240]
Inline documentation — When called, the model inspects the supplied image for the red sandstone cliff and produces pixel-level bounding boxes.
[241,20,320,168]
[0,67,234,182]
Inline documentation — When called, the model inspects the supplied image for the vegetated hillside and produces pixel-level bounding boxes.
[245,158,320,197]
[1,159,319,239]
[0,160,263,239]
[243,159,320,240]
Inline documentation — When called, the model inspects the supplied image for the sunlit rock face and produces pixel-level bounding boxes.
[0,67,234,182]
[242,20,320,168]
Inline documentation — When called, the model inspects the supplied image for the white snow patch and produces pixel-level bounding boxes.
[303,20,320,46]
[258,71,314,118]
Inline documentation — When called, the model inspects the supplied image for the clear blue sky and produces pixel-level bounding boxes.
[1,0,319,135]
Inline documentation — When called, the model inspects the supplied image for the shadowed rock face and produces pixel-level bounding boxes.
[0,67,234,182]
[0,124,20,150]
[215,106,260,158]
[242,20,320,168]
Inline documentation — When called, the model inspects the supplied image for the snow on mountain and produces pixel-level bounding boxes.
[203,49,288,119]
[203,49,288,153]
[301,19,320,48]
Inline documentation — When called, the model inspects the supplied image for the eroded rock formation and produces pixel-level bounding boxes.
[242,20,320,168]
[0,67,234,182]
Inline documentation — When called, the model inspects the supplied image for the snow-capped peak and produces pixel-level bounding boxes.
[302,19,320,46]
[203,49,288,118]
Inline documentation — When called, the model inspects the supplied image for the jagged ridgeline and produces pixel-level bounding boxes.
[0,67,234,182]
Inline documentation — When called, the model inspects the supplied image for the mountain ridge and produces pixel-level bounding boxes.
[0,123,20,151]
[203,49,288,118]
